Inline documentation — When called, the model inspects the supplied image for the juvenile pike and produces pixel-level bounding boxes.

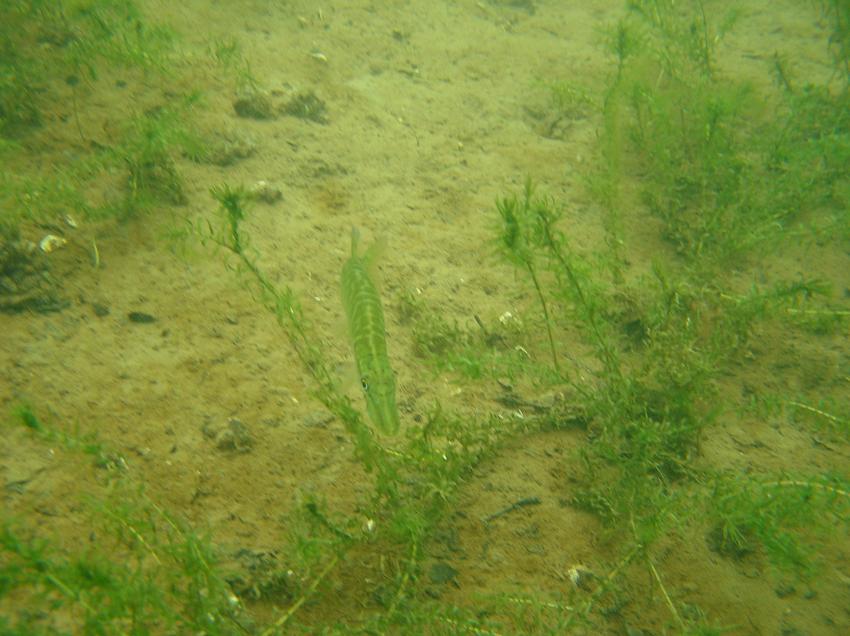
[341,228,400,435]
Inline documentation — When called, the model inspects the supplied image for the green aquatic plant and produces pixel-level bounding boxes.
[209,35,261,95]
[709,472,850,577]
[493,164,846,631]
[495,179,561,375]
[2,408,245,634]
[627,0,740,80]
[599,0,849,265]
[0,0,224,239]
[113,95,204,216]
[398,288,543,383]
[820,0,850,86]
[494,185,714,529]
[0,0,175,137]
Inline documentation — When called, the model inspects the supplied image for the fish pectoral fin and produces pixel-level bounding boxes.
[335,360,362,394]
[362,236,388,283]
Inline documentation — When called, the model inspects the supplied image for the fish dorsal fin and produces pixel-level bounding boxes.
[362,235,387,268]
[350,227,361,258]
[350,227,386,279]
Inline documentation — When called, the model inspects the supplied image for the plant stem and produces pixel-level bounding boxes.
[261,553,340,635]
[525,261,561,376]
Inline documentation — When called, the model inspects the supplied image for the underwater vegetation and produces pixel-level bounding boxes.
[0,0,259,242]
[602,0,850,266]
[2,1,850,634]
[0,1,186,226]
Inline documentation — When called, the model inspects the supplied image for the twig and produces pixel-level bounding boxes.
[260,553,340,636]
[566,544,641,628]
[525,262,561,375]
[506,595,574,612]
[647,556,684,631]
[764,480,850,500]
[100,504,162,566]
[786,308,850,316]
[788,401,847,426]
[483,497,541,524]
[386,541,418,619]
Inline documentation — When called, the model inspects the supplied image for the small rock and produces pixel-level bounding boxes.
[775,583,796,598]
[203,130,257,166]
[202,418,253,453]
[567,564,595,591]
[536,392,558,409]
[428,561,458,586]
[128,311,156,323]
[302,411,334,428]
[248,180,283,204]
[92,303,110,317]
[233,92,276,120]
[281,91,328,124]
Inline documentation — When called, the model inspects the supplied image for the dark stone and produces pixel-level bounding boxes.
[128,311,156,323]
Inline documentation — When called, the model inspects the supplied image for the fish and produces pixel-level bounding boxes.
[340,228,401,435]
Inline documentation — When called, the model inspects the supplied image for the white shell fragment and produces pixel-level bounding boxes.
[499,311,513,324]
[249,180,283,204]
[39,234,67,253]
[567,564,595,591]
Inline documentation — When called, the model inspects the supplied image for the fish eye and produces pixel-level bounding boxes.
[361,377,369,392]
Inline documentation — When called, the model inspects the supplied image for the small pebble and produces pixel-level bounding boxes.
[302,411,334,428]
[202,418,253,453]
[248,180,283,204]
[92,303,110,317]
[128,311,156,323]
[428,561,458,585]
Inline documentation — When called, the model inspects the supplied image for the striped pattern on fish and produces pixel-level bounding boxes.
[340,228,400,435]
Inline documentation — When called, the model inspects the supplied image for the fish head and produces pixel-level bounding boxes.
[360,369,400,436]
